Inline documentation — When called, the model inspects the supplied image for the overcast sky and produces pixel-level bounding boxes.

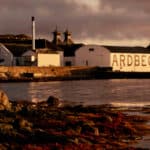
[1,0,150,46]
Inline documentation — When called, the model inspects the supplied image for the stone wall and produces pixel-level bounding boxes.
[0,66,98,81]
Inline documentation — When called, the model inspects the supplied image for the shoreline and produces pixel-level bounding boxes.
[0,93,150,149]
[2,72,150,83]
[1,66,150,82]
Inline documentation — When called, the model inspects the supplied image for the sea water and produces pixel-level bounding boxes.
[0,79,150,107]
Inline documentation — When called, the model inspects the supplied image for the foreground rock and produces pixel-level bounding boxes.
[46,96,60,107]
[0,99,149,150]
[0,90,11,110]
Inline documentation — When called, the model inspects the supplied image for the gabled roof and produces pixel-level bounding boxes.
[22,49,36,56]
[0,43,13,56]
[103,46,150,53]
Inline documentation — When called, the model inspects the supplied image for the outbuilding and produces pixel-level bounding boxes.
[21,48,64,67]
[37,49,64,67]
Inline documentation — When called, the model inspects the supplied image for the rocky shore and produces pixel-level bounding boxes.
[0,90,150,150]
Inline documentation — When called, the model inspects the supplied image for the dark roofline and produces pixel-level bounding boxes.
[58,43,84,57]
[103,45,150,54]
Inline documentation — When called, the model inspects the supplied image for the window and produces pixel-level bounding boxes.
[89,48,94,52]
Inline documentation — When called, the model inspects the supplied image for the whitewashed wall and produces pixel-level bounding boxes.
[111,53,150,72]
[37,52,63,67]
[59,51,64,67]
[75,45,110,67]
[0,44,13,66]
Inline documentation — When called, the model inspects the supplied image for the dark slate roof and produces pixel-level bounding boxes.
[104,46,150,53]
[3,39,63,57]
[0,34,31,40]
[36,39,63,51]
[58,44,83,56]
[5,44,31,57]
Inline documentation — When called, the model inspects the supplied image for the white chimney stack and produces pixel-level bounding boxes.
[32,16,35,50]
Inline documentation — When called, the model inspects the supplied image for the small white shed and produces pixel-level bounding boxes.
[37,50,64,67]
[21,48,64,67]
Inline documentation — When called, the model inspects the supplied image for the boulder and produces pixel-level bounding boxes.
[99,115,113,123]
[0,123,13,133]
[46,96,60,107]
[0,90,11,110]
[13,118,32,131]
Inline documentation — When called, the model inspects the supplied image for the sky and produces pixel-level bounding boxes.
[1,0,150,47]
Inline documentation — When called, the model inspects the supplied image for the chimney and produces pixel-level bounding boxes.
[63,29,73,45]
[32,16,35,50]
[52,27,62,45]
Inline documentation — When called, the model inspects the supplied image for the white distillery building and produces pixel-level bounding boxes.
[0,43,13,66]
[75,45,110,67]
[75,45,150,72]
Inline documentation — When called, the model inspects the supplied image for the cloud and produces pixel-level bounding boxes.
[0,0,150,46]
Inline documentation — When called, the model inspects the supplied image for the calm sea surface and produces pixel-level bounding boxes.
[1,79,150,106]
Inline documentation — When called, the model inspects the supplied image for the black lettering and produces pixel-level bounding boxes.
[141,55,146,66]
[148,56,150,66]
[120,55,125,69]
[112,55,118,66]
[134,55,140,66]
[127,55,132,66]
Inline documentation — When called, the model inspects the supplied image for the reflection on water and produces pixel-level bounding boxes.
[1,79,150,106]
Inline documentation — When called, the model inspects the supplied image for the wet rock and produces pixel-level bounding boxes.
[99,115,113,123]
[68,137,79,144]
[78,137,92,144]
[0,144,7,150]
[94,127,99,136]
[0,90,11,110]
[0,123,13,132]
[12,103,24,112]
[33,129,68,143]
[74,138,79,144]
[123,121,137,134]
[76,126,82,134]
[46,96,60,107]
[81,123,96,134]
[13,118,32,131]
[0,105,5,111]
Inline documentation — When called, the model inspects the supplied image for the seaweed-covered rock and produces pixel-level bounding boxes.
[0,123,13,132]
[99,115,113,123]
[0,90,11,110]
[46,96,60,107]
[13,118,32,131]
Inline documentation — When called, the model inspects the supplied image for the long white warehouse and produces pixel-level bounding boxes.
[75,45,150,72]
